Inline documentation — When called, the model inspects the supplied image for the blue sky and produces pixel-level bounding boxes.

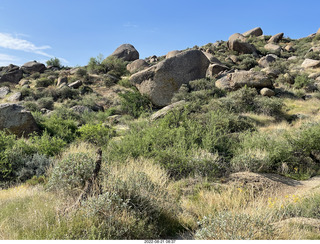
[0,0,319,67]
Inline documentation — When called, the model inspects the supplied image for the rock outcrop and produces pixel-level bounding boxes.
[268,33,284,43]
[227,33,257,54]
[166,50,182,59]
[243,27,263,37]
[110,44,139,61]
[127,59,149,73]
[216,70,273,91]
[130,49,210,107]
[301,59,320,69]
[0,103,39,137]
[21,61,46,74]
[0,64,23,83]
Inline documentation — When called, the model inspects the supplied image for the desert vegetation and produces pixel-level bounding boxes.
[1,27,320,240]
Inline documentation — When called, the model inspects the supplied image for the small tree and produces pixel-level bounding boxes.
[46,57,62,68]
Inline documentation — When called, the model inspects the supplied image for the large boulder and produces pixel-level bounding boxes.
[126,59,149,73]
[301,59,320,69]
[268,33,284,43]
[258,54,278,67]
[0,64,23,83]
[206,63,229,77]
[110,44,139,61]
[0,86,10,98]
[150,100,186,121]
[202,52,222,64]
[21,61,46,74]
[0,103,39,137]
[215,71,273,91]
[264,43,281,53]
[243,27,263,37]
[317,28,320,35]
[227,33,257,54]
[166,50,182,59]
[130,49,210,107]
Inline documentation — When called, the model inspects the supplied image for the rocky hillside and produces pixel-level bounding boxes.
[1,27,320,240]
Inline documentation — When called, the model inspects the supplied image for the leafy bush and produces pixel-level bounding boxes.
[46,57,62,68]
[56,86,79,100]
[195,212,273,240]
[47,152,96,196]
[102,56,128,78]
[35,78,54,88]
[294,74,311,88]
[119,90,152,118]
[23,101,40,112]
[35,112,78,143]
[78,123,115,146]
[37,97,54,110]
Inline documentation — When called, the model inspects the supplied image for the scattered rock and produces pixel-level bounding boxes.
[264,43,281,53]
[149,55,158,63]
[260,87,275,97]
[301,59,320,69]
[130,49,210,107]
[242,27,263,37]
[202,51,222,64]
[57,77,68,86]
[206,63,229,77]
[0,86,10,98]
[268,33,284,43]
[21,61,46,74]
[284,44,294,52]
[70,105,93,114]
[216,70,272,91]
[150,100,186,121]
[0,103,39,137]
[261,67,281,78]
[0,64,23,83]
[227,33,257,54]
[68,80,83,89]
[126,59,149,73]
[288,56,298,61]
[258,54,277,67]
[309,72,320,79]
[166,50,182,59]
[110,44,139,61]
[7,92,22,102]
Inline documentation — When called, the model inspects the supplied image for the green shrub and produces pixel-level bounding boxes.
[102,56,128,78]
[78,123,115,146]
[47,152,96,196]
[35,77,54,88]
[253,96,284,116]
[305,51,320,60]
[56,86,79,100]
[119,90,152,118]
[118,78,134,88]
[37,97,54,110]
[75,67,88,77]
[46,57,62,68]
[195,212,273,240]
[294,74,311,88]
[35,113,78,143]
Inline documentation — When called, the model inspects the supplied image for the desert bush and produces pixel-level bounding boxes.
[46,57,62,68]
[75,67,88,77]
[195,212,273,240]
[118,78,134,88]
[100,159,183,238]
[294,73,312,88]
[56,86,79,100]
[234,54,258,70]
[30,72,40,79]
[35,77,54,88]
[305,51,320,60]
[37,97,54,110]
[35,112,78,143]
[102,56,128,78]
[47,151,96,196]
[78,123,115,146]
[118,90,152,118]
[87,54,106,74]
[253,96,284,116]
[23,101,40,112]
